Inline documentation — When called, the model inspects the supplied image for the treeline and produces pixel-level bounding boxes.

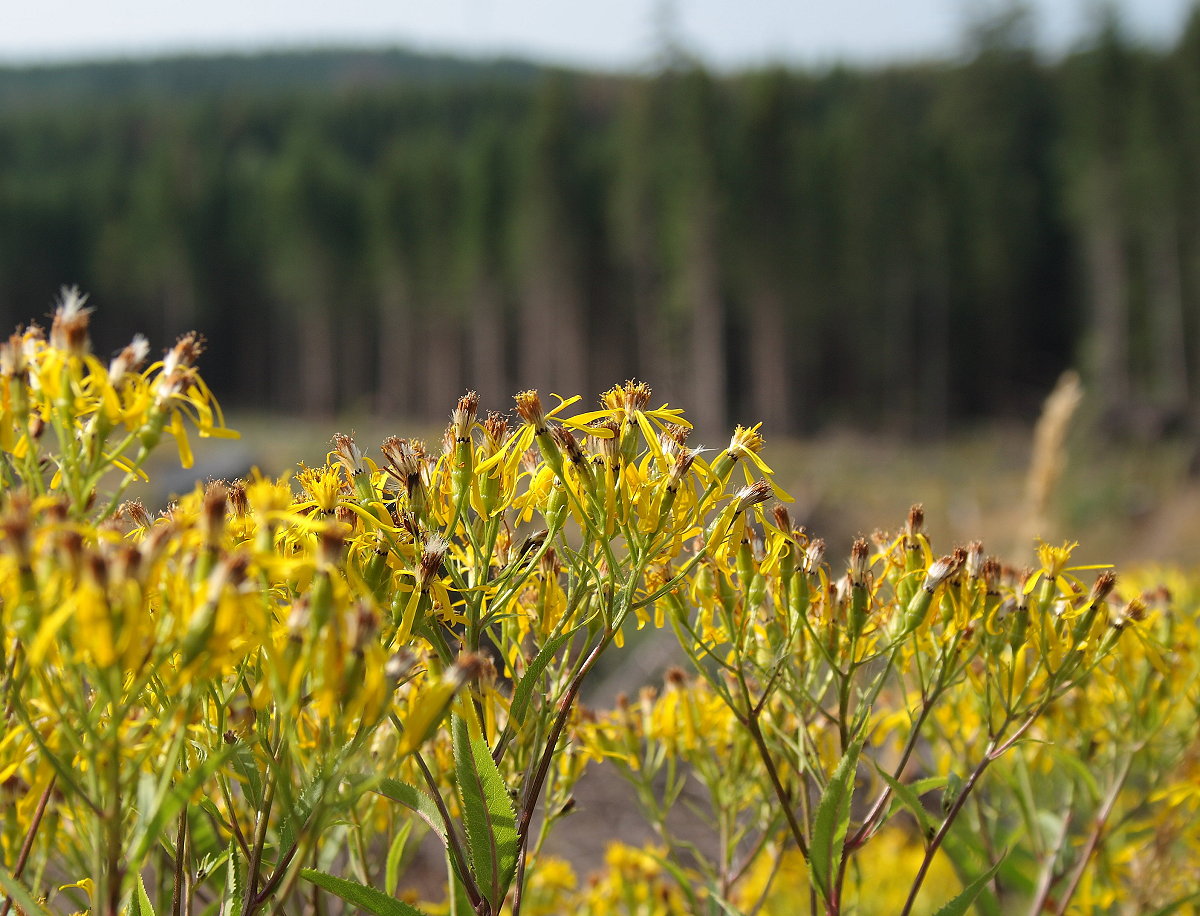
[1,9,1199,438]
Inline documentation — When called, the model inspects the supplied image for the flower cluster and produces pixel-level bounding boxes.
[1,301,1195,916]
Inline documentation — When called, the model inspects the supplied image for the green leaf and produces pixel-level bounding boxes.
[220,841,247,916]
[929,854,1005,916]
[130,873,157,916]
[376,777,448,842]
[385,820,416,895]
[300,869,429,916]
[229,742,264,810]
[277,770,326,853]
[509,631,572,726]
[130,746,234,863]
[809,728,866,901]
[453,714,518,911]
[874,763,941,838]
[0,866,54,916]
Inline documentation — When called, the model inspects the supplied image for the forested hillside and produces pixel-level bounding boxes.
[1,9,1198,438]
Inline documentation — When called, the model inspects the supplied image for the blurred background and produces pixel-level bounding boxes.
[2,0,1199,564]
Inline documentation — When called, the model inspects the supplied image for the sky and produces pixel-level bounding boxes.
[0,0,1194,69]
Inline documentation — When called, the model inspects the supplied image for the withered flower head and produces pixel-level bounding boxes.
[922,555,959,593]
[550,425,587,466]
[983,557,1002,594]
[227,481,249,517]
[667,448,696,490]
[590,419,621,469]
[906,504,925,540]
[118,499,153,531]
[108,334,150,384]
[452,391,479,440]
[332,433,365,478]
[966,541,985,580]
[50,286,92,357]
[317,525,346,568]
[849,537,870,586]
[514,390,548,431]
[772,505,792,533]
[481,412,510,455]
[417,535,449,588]
[1089,571,1117,606]
[0,332,29,379]
[805,538,826,574]
[734,479,772,513]
[202,481,229,547]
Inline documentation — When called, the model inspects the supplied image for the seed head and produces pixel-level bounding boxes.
[966,541,985,580]
[49,286,92,357]
[922,555,958,593]
[418,536,449,588]
[804,538,826,574]
[735,479,772,513]
[108,334,150,384]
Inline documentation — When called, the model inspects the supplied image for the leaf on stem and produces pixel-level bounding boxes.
[300,869,429,916]
[928,854,1005,916]
[810,726,867,902]
[452,714,518,911]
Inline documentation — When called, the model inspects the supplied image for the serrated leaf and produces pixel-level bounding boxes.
[229,742,264,810]
[376,778,448,842]
[874,763,940,838]
[300,869,429,916]
[221,840,247,916]
[810,728,866,901]
[277,771,326,853]
[130,873,156,916]
[453,715,518,911]
[509,631,572,726]
[0,866,53,916]
[929,854,1005,916]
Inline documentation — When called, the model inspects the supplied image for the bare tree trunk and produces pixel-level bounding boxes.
[1084,165,1131,428]
[297,307,335,417]
[376,272,416,418]
[747,286,792,433]
[468,277,509,409]
[684,195,728,439]
[1148,219,1189,414]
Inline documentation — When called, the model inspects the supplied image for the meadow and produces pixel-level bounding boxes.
[2,297,1199,915]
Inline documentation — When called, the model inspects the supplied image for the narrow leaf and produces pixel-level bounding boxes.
[929,854,1006,916]
[385,820,416,895]
[221,841,247,916]
[300,869,429,916]
[131,873,157,916]
[874,763,940,838]
[376,778,447,842]
[509,631,572,726]
[453,715,518,910]
[810,728,866,901]
[0,866,54,916]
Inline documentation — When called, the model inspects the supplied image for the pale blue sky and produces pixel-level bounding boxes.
[0,0,1193,68]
